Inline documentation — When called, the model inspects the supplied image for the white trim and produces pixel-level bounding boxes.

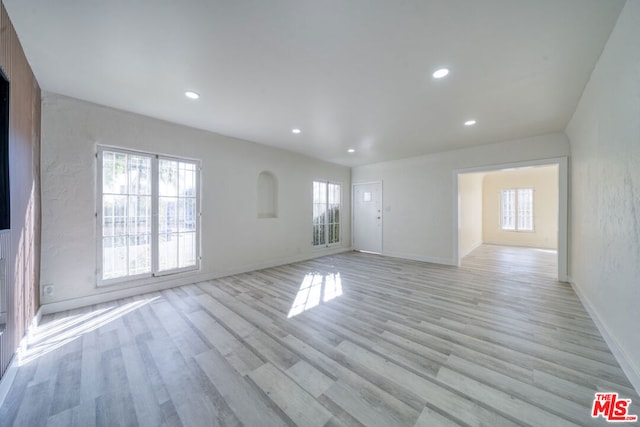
[351,180,384,186]
[151,150,159,275]
[382,250,456,266]
[557,157,568,282]
[96,147,154,285]
[32,306,43,329]
[453,156,568,282]
[481,241,556,250]
[96,144,201,164]
[459,241,483,259]
[96,146,202,286]
[570,278,640,395]
[40,246,352,315]
[155,154,202,276]
[312,180,343,247]
[351,180,384,254]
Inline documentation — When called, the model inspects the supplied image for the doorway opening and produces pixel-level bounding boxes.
[453,157,568,282]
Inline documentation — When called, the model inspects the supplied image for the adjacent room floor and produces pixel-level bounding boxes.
[0,245,637,426]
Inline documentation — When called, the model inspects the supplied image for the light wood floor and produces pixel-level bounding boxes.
[0,245,638,426]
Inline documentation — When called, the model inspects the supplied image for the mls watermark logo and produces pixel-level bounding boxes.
[592,392,638,422]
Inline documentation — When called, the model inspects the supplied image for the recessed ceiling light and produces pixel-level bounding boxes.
[432,68,449,79]
[291,128,301,134]
[464,119,477,126]
[348,148,355,153]
[185,91,200,99]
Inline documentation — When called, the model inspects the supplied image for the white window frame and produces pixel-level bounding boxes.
[500,187,534,232]
[312,180,342,247]
[97,146,201,286]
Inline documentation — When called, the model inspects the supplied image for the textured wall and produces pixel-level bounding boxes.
[352,133,570,265]
[0,1,41,379]
[40,93,350,309]
[565,0,640,389]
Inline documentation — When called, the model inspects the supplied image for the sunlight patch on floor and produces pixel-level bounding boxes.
[287,272,342,318]
[18,296,159,366]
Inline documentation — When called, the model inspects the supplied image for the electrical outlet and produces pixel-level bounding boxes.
[43,284,54,297]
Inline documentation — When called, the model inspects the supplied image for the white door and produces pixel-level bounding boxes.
[353,182,382,253]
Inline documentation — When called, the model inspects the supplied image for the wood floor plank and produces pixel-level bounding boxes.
[249,362,333,427]
[120,341,165,426]
[194,292,256,339]
[335,339,436,404]
[186,309,264,375]
[444,354,593,426]
[145,336,204,414]
[194,349,287,426]
[413,406,461,427]
[436,367,580,427]
[95,390,139,427]
[173,393,219,427]
[48,351,82,416]
[322,379,416,427]
[243,329,300,372]
[285,360,335,398]
[46,398,96,427]
[11,380,54,427]
[1,245,638,426]
[183,356,241,427]
[148,297,210,360]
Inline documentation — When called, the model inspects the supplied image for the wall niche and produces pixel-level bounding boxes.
[257,171,278,218]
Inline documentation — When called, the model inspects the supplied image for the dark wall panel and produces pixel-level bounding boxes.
[0,0,41,379]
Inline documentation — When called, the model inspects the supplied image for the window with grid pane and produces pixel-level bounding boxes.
[313,181,341,247]
[501,188,533,232]
[158,159,198,272]
[101,151,152,280]
[98,147,200,284]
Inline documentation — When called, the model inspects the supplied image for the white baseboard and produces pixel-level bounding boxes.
[481,241,557,251]
[382,250,457,267]
[215,246,352,279]
[460,241,483,259]
[33,306,43,327]
[40,246,352,315]
[570,277,640,395]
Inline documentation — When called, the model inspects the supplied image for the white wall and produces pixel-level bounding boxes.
[458,172,484,257]
[40,93,351,309]
[483,165,558,249]
[565,0,640,391]
[352,133,569,265]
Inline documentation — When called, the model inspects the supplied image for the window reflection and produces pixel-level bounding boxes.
[288,272,343,318]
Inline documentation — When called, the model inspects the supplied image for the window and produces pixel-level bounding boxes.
[501,188,533,231]
[98,147,200,284]
[313,181,341,247]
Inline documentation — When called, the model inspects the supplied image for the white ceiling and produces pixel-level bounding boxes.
[4,0,625,167]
